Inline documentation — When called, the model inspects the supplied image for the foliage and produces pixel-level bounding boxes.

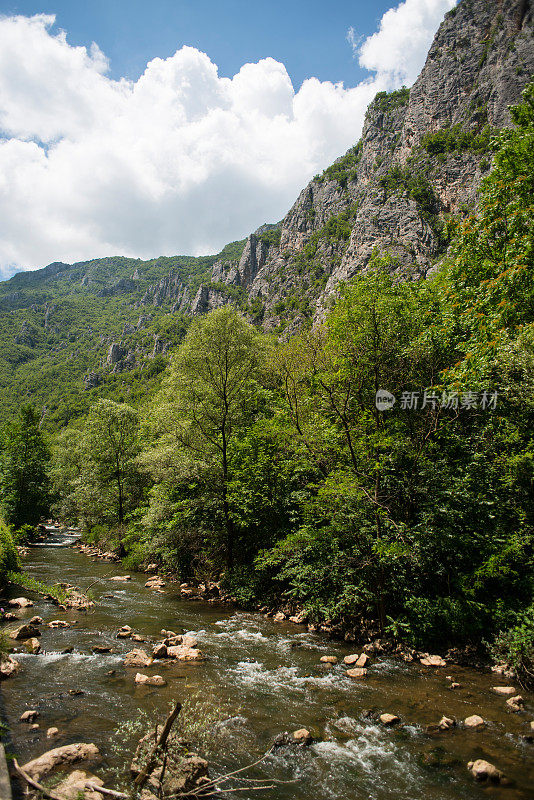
[0,406,51,528]
[373,86,410,112]
[420,124,496,156]
[316,143,362,187]
[0,519,19,589]
[6,571,72,604]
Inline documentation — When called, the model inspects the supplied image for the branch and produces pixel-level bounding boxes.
[13,758,63,800]
[133,701,182,789]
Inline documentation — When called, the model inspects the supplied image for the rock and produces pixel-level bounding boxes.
[8,597,33,608]
[181,635,198,648]
[450,682,461,689]
[292,728,313,745]
[492,685,516,695]
[467,759,507,784]
[116,625,132,638]
[26,637,41,654]
[48,620,71,628]
[438,716,455,730]
[346,668,368,678]
[21,743,101,781]
[146,564,158,572]
[273,612,286,622]
[0,655,20,679]
[145,577,166,588]
[124,649,153,668]
[9,623,41,640]
[134,673,166,686]
[166,645,205,661]
[343,654,360,666]
[161,755,209,796]
[92,645,113,653]
[288,612,308,624]
[164,636,183,646]
[320,655,338,664]
[464,714,485,728]
[30,723,40,730]
[530,720,534,731]
[160,629,178,638]
[69,689,85,696]
[420,654,446,667]
[20,709,40,723]
[3,612,18,620]
[28,616,43,625]
[506,695,524,712]
[131,634,146,642]
[53,769,104,800]
[109,575,131,582]
[380,714,400,726]
[47,727,60,738]
[152,642,168,659]
[355,653,369,667]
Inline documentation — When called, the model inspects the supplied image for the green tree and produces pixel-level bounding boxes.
[147,306,265,569]
[0,406,50,528]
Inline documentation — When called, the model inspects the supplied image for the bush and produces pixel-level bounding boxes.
[491,605,534,688]
[0,519,20,589]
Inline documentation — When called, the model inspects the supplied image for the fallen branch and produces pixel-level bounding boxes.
[133,701,182,789]
[85,785,129,799]
[13,758,63,800]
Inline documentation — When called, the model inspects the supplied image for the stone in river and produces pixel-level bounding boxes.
[28,616,43,625]
[20,710,40,723]
[506,695,524,712]
[53,769,104,800]
[0,656,20,679]
[273,612,286,622]
[26,637,41,654]
[109,575,131,581]
[21,743,101,781]
[420,654,446,667]
[48,620,71,628]
[8,597,33,608]
[464,714,485,728]
[152,642,168,659]
[166,645,204,661]
[10,623,41,640]
[467,759,507,784]
[320,655,338,664]
[134,672,166,686]
[124,649,153,667]
[492,686,516,695]
[380,714,400,726]
[343,654,360,665]
[346,668,368,678]
[292,728,313,745]
[92,646,113,653]
[438,716,455,730]
[181,635,198,648]
[116,626,132,638]
[47,727,59,738]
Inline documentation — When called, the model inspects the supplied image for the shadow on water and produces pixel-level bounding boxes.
[1,536,533,800]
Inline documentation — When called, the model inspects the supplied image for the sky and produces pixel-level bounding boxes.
[0,0,457,278]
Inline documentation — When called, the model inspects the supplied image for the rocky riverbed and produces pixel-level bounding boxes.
[1,537,533,799]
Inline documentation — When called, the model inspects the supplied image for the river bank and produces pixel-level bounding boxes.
[1,538,534,799]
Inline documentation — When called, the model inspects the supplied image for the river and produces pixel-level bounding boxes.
[2,538,533,799]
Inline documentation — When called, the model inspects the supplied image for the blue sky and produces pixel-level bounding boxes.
[1,0,395,88]
[0,0,456,275]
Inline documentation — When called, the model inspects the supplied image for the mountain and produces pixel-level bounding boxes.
[0,0,532,428]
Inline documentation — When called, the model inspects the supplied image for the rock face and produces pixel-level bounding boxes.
[142,0,534,331]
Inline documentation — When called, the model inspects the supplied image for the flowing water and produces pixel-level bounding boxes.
[2,539,534,799]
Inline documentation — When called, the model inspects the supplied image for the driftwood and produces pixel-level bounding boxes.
[13,758,63,800]
[133,701,182,789]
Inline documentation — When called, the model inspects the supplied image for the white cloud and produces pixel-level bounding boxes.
[0,4,455,277]
[357,0,457,87]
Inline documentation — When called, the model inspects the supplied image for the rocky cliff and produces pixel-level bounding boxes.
[176,0,533,333]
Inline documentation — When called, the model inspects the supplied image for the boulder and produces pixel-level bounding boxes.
[0,655,21,679]
[124,649,153,668]
[21,743,101,781]
[26,637,41,654]
[131,634,146,642]
[292,728,313,745]
[48,620,71,629]
[152,642,168,659]
[273,612,286,623]
[320,655,338,664]
[506,695,524,712]
[10,623,41,640]
[160,629,178,638]
[380,714,400,726]
[162,756,209,796]
[28,616,43,625]
[116,625,132,639]
[289,612,308,624]
[134,673,166,686]
[109,575,131,581]
[420,654,446,667]
[164,636,183,646]
[52,769,104,800]
[467,759,507,784]
[346,667,368,679]
[145,577,166,588]
[450,682,461,689]
[20,709,40,723]
[492,685,516,695]
[439,716,455,730]
[92,646,113,653]
[530,720,534,731]
[343,654,360,666]
[166,645,204,661]
[8,597,33,608]
[464,714,485,728]
[182,635,198,648]
[355,653,369,668]
[47,727,60,738]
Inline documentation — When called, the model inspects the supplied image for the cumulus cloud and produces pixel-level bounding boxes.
[357,0,457,87]
[0,2,456,277]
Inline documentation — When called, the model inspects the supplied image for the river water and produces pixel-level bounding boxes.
[2,540,534,799]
